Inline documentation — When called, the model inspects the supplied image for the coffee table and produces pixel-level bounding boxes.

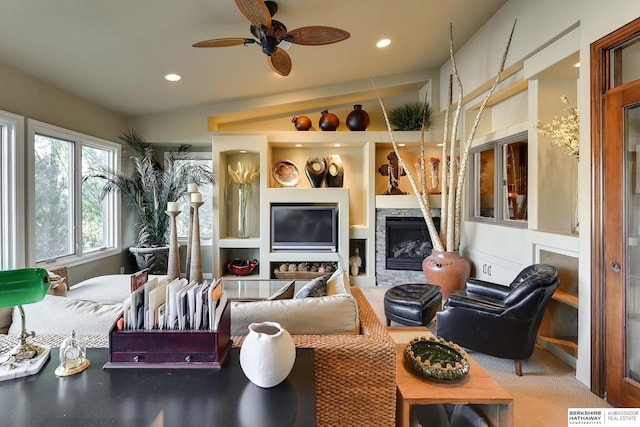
[223,278,296,300]
[388,327,514,427]
[0,346,315,427]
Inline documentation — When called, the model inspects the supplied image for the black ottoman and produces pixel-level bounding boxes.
[384,283,442,327]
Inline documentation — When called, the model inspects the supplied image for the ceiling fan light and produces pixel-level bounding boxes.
[279,40,292,50]
[376,38,391,48]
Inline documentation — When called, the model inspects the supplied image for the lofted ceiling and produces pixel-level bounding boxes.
[0,0,507,119]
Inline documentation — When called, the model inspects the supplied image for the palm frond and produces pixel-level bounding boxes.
[84,131,214,247]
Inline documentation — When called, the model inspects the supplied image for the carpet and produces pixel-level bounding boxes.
[358,285,610,427]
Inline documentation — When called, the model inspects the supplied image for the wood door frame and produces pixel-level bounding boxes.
[591,16,640,397]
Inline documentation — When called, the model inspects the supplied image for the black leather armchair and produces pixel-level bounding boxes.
[436,264,559,375]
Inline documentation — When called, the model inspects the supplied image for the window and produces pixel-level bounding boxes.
[168,153,213,242]
[0,110,25,270]
[470,132,528,226]
[27,120,120,265]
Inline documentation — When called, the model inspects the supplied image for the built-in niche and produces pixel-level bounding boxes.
[537,247,579,366]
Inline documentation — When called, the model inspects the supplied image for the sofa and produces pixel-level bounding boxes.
[2,269,361,337]
[0,269,397,427]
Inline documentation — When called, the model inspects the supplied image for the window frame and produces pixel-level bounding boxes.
[26,119,121,267]
[0,110,25,269]
[165,151,214,245]
[469,131,528,227]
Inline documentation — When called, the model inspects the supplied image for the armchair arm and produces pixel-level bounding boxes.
[465,278,510,301]
[446,293,506,315]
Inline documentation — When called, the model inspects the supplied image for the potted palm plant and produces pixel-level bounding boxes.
[375,22,516,298]
[85,130,214,273]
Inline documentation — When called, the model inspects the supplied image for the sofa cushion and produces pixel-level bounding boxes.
[267,280,296,300]
[294,274,330,298]
[326,268,350,295]
[231,293,359,336]
[68,274,166,304]
[8,295,122,336]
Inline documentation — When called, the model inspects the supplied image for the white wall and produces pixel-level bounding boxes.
[0,62,126,141]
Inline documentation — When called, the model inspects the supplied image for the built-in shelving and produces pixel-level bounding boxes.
[536,246,579,367]
[211,131,442,285]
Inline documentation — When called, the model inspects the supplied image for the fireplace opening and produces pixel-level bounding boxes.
[385,216,440,271]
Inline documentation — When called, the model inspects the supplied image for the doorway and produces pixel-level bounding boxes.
[592,16,640,407]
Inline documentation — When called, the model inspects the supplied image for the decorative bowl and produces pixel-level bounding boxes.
[272,160,301,187]
[227,258,259,276]
[403,336,470,382]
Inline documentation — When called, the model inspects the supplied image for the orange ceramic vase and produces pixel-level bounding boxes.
[422,250,471,300]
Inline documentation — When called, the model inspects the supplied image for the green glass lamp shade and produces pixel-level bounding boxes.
[0,268,50,308]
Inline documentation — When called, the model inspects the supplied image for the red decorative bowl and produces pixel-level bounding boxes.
[227,259,259,276]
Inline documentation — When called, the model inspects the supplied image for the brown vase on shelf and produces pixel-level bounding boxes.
[319,110,339,131]
[346,104,370,131]
[292,115,312,131]
[422,250,471,300]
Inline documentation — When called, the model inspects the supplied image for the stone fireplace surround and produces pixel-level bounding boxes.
[375,208,440,287]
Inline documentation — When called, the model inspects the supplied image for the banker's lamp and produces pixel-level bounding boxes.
[0,268,53,380]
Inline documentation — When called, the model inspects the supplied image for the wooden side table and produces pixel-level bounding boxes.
[388,327,514,427]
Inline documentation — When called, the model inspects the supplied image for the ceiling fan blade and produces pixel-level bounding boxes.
[235,0,271,28]
[192,38,252,48]
[268,48,292,76]
[287,26,350,45]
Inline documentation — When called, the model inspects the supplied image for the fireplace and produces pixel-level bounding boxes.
[385,216,440,271]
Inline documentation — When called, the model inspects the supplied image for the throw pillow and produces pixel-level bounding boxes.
[294,274,330,299]
[326,268,350,295]
[267,280,296,300]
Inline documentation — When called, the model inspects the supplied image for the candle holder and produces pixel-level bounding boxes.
[166,210,181,281]
[189,201,204,284]
[185,190,196,281]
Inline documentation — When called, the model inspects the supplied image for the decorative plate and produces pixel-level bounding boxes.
[403,336,470,382]
[272,160,301,187]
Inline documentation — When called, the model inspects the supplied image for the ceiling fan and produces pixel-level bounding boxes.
[193,0,350,76]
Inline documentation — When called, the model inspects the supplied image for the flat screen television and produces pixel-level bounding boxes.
[271,204,338,252]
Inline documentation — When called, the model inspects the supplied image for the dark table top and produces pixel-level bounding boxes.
[0,347,315,427]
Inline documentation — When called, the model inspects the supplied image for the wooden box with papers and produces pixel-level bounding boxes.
[104,301,230,369]
[103,271,231,369]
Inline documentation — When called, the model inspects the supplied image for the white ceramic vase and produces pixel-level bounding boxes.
[240,321,296,388]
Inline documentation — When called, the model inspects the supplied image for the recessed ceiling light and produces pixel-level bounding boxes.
[573,62,580,68]
[334,144,341,147]
[295,144,302,147]
[398,143,406,147]
[376,39,391,48]
[164,73,181,82]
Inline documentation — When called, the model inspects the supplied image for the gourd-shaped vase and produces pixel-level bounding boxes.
[346,104,370,131]
[319,110,339,131]
[240,321,296,388]
[422,250,471,300]
[325,154,344,187]
[292,115,312,131]
[305,157,327,188]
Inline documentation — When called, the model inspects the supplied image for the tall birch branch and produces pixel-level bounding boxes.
[452,20,517,251]
[373,20,516,254]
